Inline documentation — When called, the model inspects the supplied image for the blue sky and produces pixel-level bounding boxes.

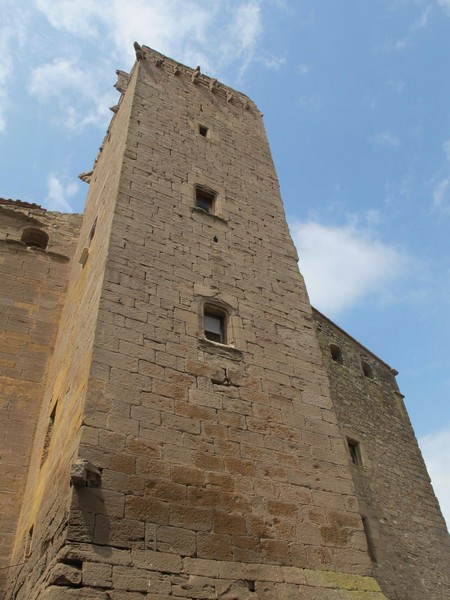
[1,0,449,525]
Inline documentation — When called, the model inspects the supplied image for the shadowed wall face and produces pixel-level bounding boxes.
[0,203,81,592]
[313,310,450,599]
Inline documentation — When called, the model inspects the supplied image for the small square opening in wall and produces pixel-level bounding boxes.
[361,360,374,379]
[204,305,227,344]
[347,438,363,466]
[195,186,216,214]
[330,344,343,364]
[199,124,209,137]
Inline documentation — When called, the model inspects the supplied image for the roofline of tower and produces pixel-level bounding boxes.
[133,44,261,114]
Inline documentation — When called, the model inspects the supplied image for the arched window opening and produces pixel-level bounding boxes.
[21,228,49,249]
[330,344,343,364]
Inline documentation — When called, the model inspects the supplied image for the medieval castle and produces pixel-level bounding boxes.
[1,45,449,599]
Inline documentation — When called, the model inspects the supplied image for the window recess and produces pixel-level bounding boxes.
[203,304,227,344]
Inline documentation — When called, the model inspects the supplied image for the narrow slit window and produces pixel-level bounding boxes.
[25,526,34,558]
[347,438,363,466]
[89,217,98,244]
[204,305,226,344]
[195,186,216,214]
[41,403,57,467]
[362,517,377,563]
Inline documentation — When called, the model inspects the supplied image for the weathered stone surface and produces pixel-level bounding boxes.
[1,45,449,600]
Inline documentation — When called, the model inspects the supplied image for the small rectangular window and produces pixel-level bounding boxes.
[204,306,226,344]
[199,124,209,137]
[347,438,363,466]
[195,186,216,214]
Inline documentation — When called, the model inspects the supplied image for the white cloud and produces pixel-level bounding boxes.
[35,0,263,74]
[393,4,432,50]
[263,56,286,70]
[419,428,450,528]
[370,131,401,147]
[29,58,91,101]
[433,178,450,212]
[437,0,450,16]
[28,58,117,130]
[0,3,30,132]
[443,139,450,162]
[297,63,311,76]
[290,220,408,318]
[297,94,324,110]
[29,0,265,128]
[35,0,103,38]
[44,175,78,212]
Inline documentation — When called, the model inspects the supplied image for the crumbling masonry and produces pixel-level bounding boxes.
[1,45,449,600]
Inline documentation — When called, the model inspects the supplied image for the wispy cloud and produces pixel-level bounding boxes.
[44,174,78,212]
[419,427,450,527]
[290,220,408,318]
[35,0,264,74]
[370,131,401,147]
[297,94,324,110]
[433,178,450,212]
[436,0,450,16]
[0,3,30,132]
[297,63,311,76]
[35,0,103,38]
[432,140,450,215]
[263,56,286,70]
[393,4,432,50]
[28,0,265,128]
[29,58,117,131]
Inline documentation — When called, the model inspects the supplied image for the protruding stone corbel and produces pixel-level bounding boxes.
[78,171,92,184]
[109,104,119,113]
[191,65,201,83]
[70,459,102,488]
[226,91,233,103]
[209,78,217,92]
[173,65,180,76]
[134,41,145,60]
[154,58,163,68]
[243,101,250,110]
[114,69,130,94]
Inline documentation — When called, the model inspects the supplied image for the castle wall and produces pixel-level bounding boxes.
[4,67,139,600]
[3,45,448,600]
[0,203,81,593]
[60,49,390,598]
[313,309,450,599]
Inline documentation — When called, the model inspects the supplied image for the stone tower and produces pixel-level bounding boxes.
[1,46,449,599]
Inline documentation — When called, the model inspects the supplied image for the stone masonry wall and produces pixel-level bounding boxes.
[0,202,81,595]
[313,309,450,599]
[58,48,390,598]
[4,68,139,600]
